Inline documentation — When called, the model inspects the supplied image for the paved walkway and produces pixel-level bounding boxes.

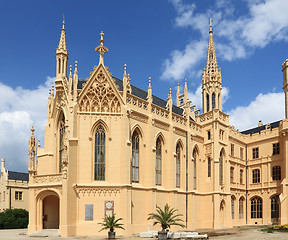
[0,227,288,239]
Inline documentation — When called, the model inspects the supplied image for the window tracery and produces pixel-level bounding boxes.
[132,131,139,183]
[79,71,121,113]
[95,125,106,181]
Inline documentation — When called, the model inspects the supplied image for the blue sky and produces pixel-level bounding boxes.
[0,0,288,172]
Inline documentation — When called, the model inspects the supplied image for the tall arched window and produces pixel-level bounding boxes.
[156,137,162,186]
[208,157,211,177]
[239,197,244,219]
[206,94,210,112]
[219,150,224,185]
[59,113,66,172]
[132,131,140,183]
[95,125,106,181]
[176,144,181,188]
[193,148,198,190]
[251,197,262,218]
[212,93,216,109]
[231,196,235,219]
[271,195,279,219]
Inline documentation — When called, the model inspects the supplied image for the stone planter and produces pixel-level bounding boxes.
[158,231,167,239]
[108,231,116,239]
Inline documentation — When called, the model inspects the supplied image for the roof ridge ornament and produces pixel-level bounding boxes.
[95,31,109,66]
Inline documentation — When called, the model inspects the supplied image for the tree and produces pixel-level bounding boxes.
[98,214,125,239]
[147,204,185,232]
[0,209,29,229]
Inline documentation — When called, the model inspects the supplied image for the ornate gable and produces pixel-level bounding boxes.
[78,65,123,113]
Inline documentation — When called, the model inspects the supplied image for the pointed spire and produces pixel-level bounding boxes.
[147,77,153,102]
[123,64,127,78]
[184,79,188,104]
[205,18,219,74]
[95,31,109,66]
[57,14,67,51]
[73,61,78,99]
[176,83,180,106]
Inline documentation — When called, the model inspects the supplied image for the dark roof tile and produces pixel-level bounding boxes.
[241,120,281,135]
[8,171,29,182]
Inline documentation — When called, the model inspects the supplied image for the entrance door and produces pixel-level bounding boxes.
[42,195,59,229]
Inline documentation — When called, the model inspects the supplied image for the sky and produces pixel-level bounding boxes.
[0,0,288,172]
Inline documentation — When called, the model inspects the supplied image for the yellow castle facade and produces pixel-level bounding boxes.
[27,19,288,236]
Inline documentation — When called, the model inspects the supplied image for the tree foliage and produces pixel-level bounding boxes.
[147,204,185,231]
[0,209,29,229]
[98,214,125,232]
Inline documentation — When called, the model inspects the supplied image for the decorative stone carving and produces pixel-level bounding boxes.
[28,126,37,173]
[79,70,121,113]
[152,119,169,131]
[33,174,63,184]
[77,188,120,196]
[205,143,212,157]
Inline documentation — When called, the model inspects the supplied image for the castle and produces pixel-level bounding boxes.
[27,19,288,236]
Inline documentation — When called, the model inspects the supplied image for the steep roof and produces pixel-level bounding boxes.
[8,171,29,182]
[77,77,184,116]
[241,120,281,135]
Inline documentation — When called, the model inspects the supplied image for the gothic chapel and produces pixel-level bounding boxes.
[28,19,288,236]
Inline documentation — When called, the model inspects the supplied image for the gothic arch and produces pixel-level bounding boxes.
[155,132,165,145]
[175,138,184,150]
[131,124,144,139]
[90,119,110,139]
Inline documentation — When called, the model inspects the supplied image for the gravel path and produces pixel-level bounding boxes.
[0,227,287,240]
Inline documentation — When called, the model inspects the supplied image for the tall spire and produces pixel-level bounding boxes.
[57,14,67,52]
[205,18,219,75]
[95,31,109,66]
[202,18,222,113]
[56,15,68,78]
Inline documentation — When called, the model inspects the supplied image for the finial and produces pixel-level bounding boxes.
[62,14,65,30]
[75,61,78,71]
[169,88,172,96]
[31,126,35,135]
[209,18,213,34]
[124,64,127,74]
[128,73,130,80]
[95,31,109,66]
[69,65,72,75]
[149,77,151,86]
[100,31,104,44]
[38,140,41,148]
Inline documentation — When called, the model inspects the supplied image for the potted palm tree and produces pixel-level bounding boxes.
[147,204,185,239]
[98,214,125,239]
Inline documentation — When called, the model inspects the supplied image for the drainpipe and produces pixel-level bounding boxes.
[186,131,188,229]
[245,144,248,224]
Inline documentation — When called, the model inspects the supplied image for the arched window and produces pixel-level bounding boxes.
[156,137,162,186]
[206,94,210,112]
[251,197,262,218]
[271,195,279,219]
[239,197,244,219]
[95,125,105,181]
[208,157,211,177]
[272,166,281,181]
[59,113,65,172]
[176,144,181,188]
[219,151,223,185]
[132,131,140,183]
[231,196,235,219]
[212,93,216,109]
[193,148,198,190]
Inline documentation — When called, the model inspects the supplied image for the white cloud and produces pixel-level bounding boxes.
[228,92,284,131]
[162,0,288,80]
[161,41,207,81]
[0,77,54,172]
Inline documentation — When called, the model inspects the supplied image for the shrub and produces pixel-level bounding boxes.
[0,209,28,229]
